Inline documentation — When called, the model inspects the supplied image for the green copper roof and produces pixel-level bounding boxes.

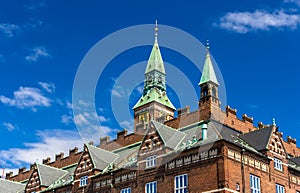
[132,88,175,110]
[199,51,219,86]
[145,40,165,74]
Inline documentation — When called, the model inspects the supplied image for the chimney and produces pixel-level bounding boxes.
[69,147,78,155]
[55,152,64,161]
[242,114,253,123]
[18,167,26,174]
[42,157,51,164]
[287,136,297,145]
[6,171,13,179]
[117,129,128,139]
[177,106,190,116]
[100,136,110,145]
[201,123,208,140]
[88,141,94,146]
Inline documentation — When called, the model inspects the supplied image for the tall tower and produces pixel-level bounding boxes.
[133,21,175,133]
[199,41,221,120]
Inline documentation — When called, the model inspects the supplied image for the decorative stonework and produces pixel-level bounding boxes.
[227,148,269,172]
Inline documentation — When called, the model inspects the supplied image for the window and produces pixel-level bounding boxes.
[121,188,131,193]
[175,174,188,193]
[274,158,283,171]
[276,184,285,193]
[250,174,261,193]
[80,176,88,187]
[146,155,157,168]
[145,181,157,193]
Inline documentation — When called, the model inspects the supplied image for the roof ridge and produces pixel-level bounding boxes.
[112,141,142,153]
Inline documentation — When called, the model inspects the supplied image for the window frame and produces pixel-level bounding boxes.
[79,176,88,187]
[146,155,157,168]
[274,158,283,171]
[145,181,157,193]
[120,187,131,193]
[174,174,188,193]
[276,184,285,193]
[250,174,261,193]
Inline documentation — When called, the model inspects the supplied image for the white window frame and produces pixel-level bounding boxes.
[174,174,188,193]
[276,184,285,193]
[250,174,261,193]
[145,181,157,193]
[79,176,88,187]
[274,158,283,171]
[146,155,157,168]
[121,187,131,193]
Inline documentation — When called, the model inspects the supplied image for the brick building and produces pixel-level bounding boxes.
[2,25,300,193]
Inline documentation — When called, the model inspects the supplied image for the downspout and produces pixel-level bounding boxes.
[241,148,245,193]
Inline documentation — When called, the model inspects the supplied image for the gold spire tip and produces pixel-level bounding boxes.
[155,19,158,32]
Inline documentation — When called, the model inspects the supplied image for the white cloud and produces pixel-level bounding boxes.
[38,82,55,93]
[0,86,51,111]
[0,23,20,37]
[98,115,109,123]
[3,122,18,131]
[111,86,131,98]
[25,46,50,62]
[74,113,89,126]
[119,120,134,131]
[61,114,73,125]
[136,85,144,95]
[285,0,300,6]
[218,10,300,33]
[0,129,83,169]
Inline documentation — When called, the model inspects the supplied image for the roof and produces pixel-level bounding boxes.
[0,178,25,193]
[199,51,219,86]
[132,87,175,110]
[239,126,273,151]
[40,164,76,192]
[153,121,186,149]
[86,144,119,170]
[36,163,67,187]
[145,40,165,74]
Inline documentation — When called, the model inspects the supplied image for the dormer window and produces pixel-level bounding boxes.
[146,155,157,168]
[274,158,283,171]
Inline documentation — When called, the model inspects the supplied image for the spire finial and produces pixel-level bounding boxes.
[273,118,276,126]
[206,39,210,51]
[155,19,158,42]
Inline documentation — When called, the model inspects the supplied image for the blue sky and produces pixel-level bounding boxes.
[1,0,300,175]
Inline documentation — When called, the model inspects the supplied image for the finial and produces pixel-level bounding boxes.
[155,19,158,42]
[272,118,276,126]
[206,40,210,50]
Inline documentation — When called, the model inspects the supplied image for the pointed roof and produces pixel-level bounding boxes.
[152,121,186,149]
[0,178,25,193]
[86,144,118,170]
[132,88,175,110]
[36,163,67,187]
[145,22,165,75]
[199,41,219,86]
[239,126,274,151]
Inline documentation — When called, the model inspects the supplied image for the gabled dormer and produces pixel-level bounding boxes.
[73,144,118,192]
[133,21,175,134]
[138,121,185,169]
[0,178,25,193]
[25,163,67,193]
